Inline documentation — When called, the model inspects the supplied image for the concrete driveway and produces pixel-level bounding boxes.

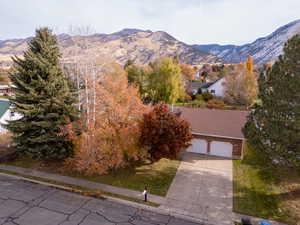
[160,153,233,225]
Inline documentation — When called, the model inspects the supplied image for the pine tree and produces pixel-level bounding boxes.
[7,28,78,160]
[243,35,300,168]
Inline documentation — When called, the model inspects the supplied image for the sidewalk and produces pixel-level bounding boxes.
[0,164,165,205]
[0,164,288,225]
[0,168,214,225]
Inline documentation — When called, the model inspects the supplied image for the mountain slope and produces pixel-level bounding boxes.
[195,19,300,64]
[0,29,219,66]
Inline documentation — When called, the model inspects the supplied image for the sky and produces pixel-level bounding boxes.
[1,0,299,45]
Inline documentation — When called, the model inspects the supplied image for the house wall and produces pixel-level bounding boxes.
[207,78,225,98]
[192,133,244,159]
[0,108,22,133]
[0,89,10,96]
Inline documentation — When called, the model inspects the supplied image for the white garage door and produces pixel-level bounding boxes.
[187,139,207,154]
[210,141,233,158]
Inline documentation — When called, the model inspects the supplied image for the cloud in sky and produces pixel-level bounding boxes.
[0,0,299,45]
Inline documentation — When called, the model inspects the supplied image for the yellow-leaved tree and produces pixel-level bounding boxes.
[224,63,258,107]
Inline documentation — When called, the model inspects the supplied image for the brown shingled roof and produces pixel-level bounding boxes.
[177,107,249,139]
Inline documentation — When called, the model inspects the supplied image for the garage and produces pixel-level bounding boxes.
[187,139,207,154]
[177,108,248,159]
[210,141,233,158]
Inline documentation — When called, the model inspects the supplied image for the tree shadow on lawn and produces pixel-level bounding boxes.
[233,180,289,221]
[234,143,300,224]
[241,144,300,190]
[233,179,300,224]
[239,144,283,185]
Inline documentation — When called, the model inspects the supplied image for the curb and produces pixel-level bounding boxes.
[234,213,288,225]
[0,171,222,225]
[0,164,165,204]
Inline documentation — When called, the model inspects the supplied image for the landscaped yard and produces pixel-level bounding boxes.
[0,95,9,100]
[6,157,180,196]
[233,143,300,225]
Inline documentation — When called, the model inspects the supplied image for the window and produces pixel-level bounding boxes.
[210,89,215,94]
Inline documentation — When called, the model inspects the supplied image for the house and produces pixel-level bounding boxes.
[177,107,248,159]
[186,82,205,96]
[202,77,226,98]
[187,77,226,98]
[0,85,11,96]
[0,100,21,133]
[0,84,15,96]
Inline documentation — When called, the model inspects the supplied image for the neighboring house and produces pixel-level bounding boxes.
[186,82,205,96]
[200,77,226,97]
[0,100,21,133]
[177,107,248,159]
[0,85,11,96]
[187,77,226,98]
[0,85,14,96]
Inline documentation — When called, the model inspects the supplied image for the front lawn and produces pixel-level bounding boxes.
[233,143,300,225]
[0,96,9,100]
[6,157,180,196]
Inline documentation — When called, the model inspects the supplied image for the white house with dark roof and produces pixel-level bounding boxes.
[187,77,226,98]
[202,77,226,98]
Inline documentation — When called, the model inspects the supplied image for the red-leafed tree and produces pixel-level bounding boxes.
[140,103,192,162]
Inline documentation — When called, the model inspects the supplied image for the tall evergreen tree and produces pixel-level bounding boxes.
[7,28,78,160]
[243,35,300,168]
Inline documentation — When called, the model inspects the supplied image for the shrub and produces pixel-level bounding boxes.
[190,100,207,108]
[195,94,203,101]
[184,94,192,102]
[177,94,192,103]
[174,100,207,108]
[207,99,227,109]
[201,91,213,101]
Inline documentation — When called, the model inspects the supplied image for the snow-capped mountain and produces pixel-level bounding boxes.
[195,19,300,64]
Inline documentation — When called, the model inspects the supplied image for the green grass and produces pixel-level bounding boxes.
[233,143,299,224]
[0,168,160,207]
[7,157,180,197]
[0,95,9,100]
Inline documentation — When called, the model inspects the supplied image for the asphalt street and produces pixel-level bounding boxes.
[0,174,203,225]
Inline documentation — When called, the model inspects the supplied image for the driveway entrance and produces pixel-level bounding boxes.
[160,153,233,225]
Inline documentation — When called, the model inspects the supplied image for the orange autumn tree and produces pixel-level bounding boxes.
[179,63,196,81]
[64,63,148,175]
